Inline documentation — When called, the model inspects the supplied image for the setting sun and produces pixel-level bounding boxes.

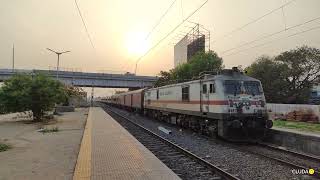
[125,30,150,57]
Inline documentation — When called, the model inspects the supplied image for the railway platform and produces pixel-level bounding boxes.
[73,107,180,180]
[266,127,320,157]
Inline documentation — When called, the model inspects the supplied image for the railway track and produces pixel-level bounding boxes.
[103,106,241,180]
[257,142,320,162]
[198,129,320,178]
[246,143,320,178]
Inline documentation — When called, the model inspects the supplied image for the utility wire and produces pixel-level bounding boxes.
[221,15,320,55]
[121,0,177,73]
[75,0,95,50]
[145,0,177,40]
[180,0,184,20]
[134,0,209,74]
[212,0,297,44]
[223,24,320,57]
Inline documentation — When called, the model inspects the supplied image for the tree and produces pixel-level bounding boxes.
[0,73,67,121]
[246,46,320,104]
[155,51,223,87]
[275,46,320,103]
[154,70,173,87]
[245,56,289,103]
[63,85,86,105]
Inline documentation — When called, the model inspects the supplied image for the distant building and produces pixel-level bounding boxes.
[309,85,320,104]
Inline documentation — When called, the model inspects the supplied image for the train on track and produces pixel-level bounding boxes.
[101,67,273,141]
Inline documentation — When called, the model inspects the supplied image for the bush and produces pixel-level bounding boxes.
[0,73,67,121]
[0,143,10,152]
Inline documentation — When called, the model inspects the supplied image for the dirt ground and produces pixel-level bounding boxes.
[0,108,88,180]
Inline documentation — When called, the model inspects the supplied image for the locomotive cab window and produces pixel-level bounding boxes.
[182,86,189,101]
[202,84,207,94]
[210,83,215,93]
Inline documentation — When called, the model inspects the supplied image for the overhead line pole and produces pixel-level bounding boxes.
[46,48,71,80]
[12,44,15,72]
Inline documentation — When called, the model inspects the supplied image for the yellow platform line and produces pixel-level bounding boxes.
[73,108,92,180]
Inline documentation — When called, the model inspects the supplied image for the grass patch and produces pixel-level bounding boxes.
[40,126,59,133]
[0,143,10,152]
[273,120,320,133]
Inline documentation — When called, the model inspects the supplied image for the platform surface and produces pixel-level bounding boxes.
[74,107,180,180]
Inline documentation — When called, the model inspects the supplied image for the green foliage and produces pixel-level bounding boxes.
[0,74,33,113]
[0,73,67,121]
[0,143,10,152]
[275,46,320,103]
[40,126,59,133]
[246,46,320,104]
[63,85,86,105]
[65,86,86,97]
[245,56,289,103]
[273,120,320,133]
[0,89,5,114]
[155,51,223,87]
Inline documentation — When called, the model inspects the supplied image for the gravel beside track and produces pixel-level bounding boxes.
[101,104,318,180]
[242,144,320,174]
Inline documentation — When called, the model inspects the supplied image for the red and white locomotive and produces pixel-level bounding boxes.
[104,67,273,141]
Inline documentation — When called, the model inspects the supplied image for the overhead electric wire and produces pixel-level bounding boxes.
[223,24,320,57]
[212,0,297,44]
[180,0,184,20]
[134,0,209,74]
[221,15,320,55]
[145,0,177,40]
[75,0,95,50]
[121,0,177,73]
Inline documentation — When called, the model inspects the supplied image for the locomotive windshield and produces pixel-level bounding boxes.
[224,80,262,95]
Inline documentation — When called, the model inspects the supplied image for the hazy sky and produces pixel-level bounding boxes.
[1,0,320,77]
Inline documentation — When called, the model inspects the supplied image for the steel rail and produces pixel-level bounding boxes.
[257,142,320,162]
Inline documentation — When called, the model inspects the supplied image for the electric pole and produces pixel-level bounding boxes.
[46,48,70,80]
[12,44,15,72]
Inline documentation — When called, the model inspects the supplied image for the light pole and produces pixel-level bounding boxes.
[46,48,70,80]
[12,44,15,73]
